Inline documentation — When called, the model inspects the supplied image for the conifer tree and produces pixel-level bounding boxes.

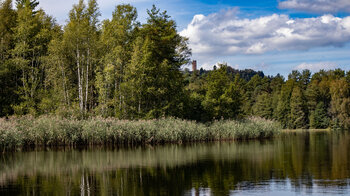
[16,0,38,11]
[219,81,242,119]
[11,0,56,114]
[300,69,311,90]
[0,0,17,116]
[270,74,284,119]
[330,78,350,129]
[290,86,308,128]
[243,74,263,115]
[276,79,294,128]
[124,5,190,118]
[310,102,330,129]
[0,0,16,62]
[253,92,273,119]
[203,64,241,119]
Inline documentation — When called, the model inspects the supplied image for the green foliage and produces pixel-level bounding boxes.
[290,86,308,129]
[203,64,242,120]
[11,0,58,115]
[120,5,190,119]
[0,0,16,60]
[253,92,273,119]
[16,0,39,11]
[0,0,17,116]
[97,4,138,118]
[330,78,350,129]
[0,1,349,131]
[310,102,330,129]
[276,79,294,128]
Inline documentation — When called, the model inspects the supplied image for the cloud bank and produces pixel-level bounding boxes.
[295,61,337,72]
[278,0,350,14]
[180,8,350,56]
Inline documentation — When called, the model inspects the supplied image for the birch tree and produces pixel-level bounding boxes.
[11,0,57,114]
[97,4,137,117]
[63,0,100,113]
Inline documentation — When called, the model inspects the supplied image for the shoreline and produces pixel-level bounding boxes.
[282,129,331,133]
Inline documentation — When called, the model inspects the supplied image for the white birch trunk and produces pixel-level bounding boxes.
[77,46,83,112]
[85,48,89,112]
[60,60,67,105]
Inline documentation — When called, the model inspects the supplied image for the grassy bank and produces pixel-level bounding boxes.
[0,116,281,150]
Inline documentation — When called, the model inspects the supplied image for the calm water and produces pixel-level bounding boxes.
[1,131,350,195]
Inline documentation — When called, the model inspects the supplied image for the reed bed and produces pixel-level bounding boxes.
[0,116,281,150]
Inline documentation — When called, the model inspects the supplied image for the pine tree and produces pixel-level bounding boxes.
[11,0,57,114]
[122,5,190,118]
[203,64,239,119]
[270,74,284,119]
[0,0,17,116]
[300,69,311,90]
[16,0,38,11]
[290,86,308,129]
[219,81,242,119]
[243,74,263,115]
[310,102,330,129]
[330,78,350,129]
[253,92,273,119]
[0,0,16,62]
[276,79,294,128]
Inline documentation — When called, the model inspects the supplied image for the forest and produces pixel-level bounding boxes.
[1,0,350,130]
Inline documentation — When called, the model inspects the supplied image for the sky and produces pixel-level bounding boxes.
[33,0,350,76]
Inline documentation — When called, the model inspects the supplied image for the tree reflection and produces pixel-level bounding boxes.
[1,131,350,195]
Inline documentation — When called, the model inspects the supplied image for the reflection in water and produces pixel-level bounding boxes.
[1,131,350,195]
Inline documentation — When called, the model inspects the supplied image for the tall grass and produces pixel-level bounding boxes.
[0,116,281,150]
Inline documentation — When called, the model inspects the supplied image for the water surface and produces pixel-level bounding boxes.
[1,131,350,195]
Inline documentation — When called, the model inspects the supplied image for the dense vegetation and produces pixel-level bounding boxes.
[0,116,280,149]
[0,0,349,130]
[185,66,350,129]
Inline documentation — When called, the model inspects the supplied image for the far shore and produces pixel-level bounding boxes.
[282,129,332,133]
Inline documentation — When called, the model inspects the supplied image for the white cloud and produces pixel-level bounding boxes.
[295,62,337,72]
[251,62,270,71]
[180,9,350,56]
[278,0,350,14]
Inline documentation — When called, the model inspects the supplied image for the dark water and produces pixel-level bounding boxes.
[1,131,350,195]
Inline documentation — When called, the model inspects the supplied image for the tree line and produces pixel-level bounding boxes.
[0,0,349,129]
[185,65,350,129]
[0,0,190,119]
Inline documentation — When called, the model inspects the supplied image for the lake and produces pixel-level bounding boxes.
[1,131,350,195]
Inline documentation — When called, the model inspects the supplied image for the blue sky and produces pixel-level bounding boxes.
[35,0,350,76]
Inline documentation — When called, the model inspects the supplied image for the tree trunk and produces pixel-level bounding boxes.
[77,45,83,112]
[60,60,67,105]
[85,48,89,113]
